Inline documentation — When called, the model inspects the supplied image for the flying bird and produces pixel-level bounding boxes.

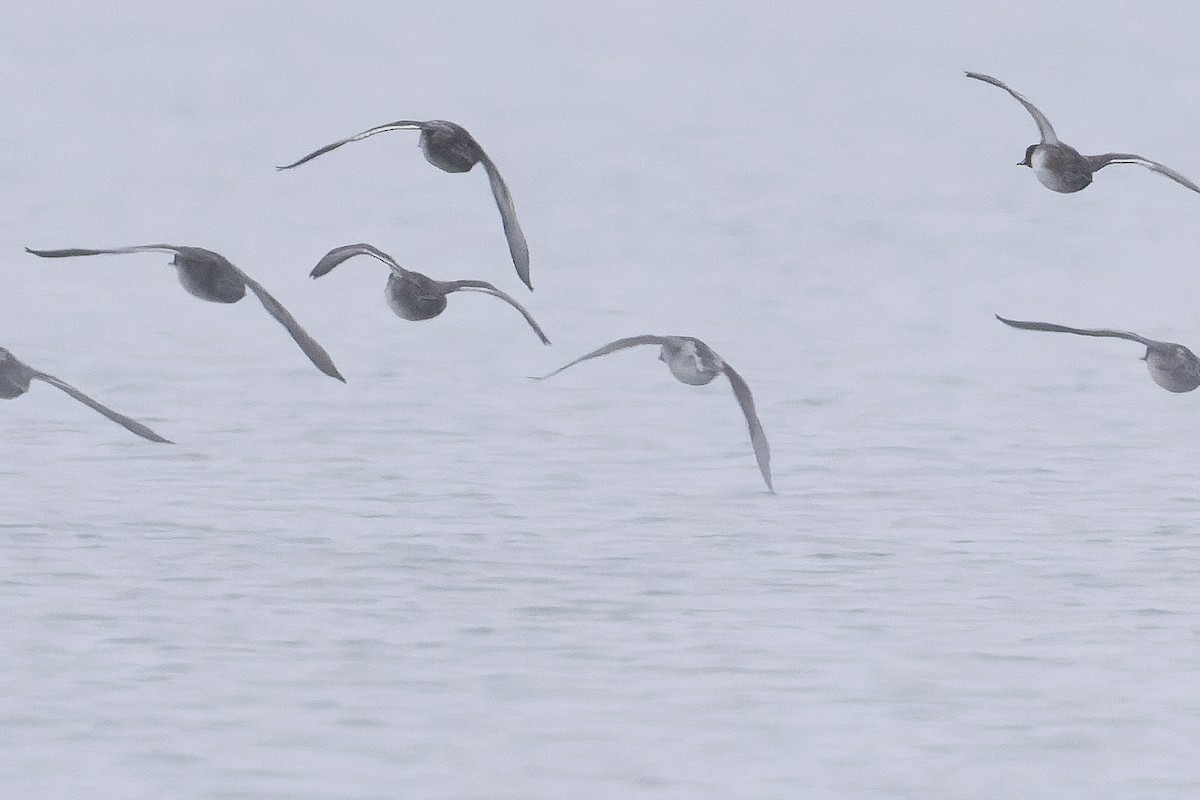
[309,243,550,345]
[533,335,773,492]
[1,346,171,442]
[996,314,1200,393]
[966,71,1200,195]
[25,245,345,382]
[278,119,532,290]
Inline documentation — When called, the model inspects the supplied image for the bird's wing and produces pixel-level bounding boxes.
[722,364,774,493]
[30,371,172,443]
[445,280,550,345]
[965,71,1059,144]
[311,243,407,278]
[232,268,346,382]
[995,314,1153,345]
[25,245,186,259]
[1088,153,1200,194]
[476,152,531,290]
[276,120,425,170]
[531,336,671,380]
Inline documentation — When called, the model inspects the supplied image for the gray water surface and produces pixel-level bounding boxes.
[4,3,1200,798]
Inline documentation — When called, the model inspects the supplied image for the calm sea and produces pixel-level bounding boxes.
[3,2,1200,798]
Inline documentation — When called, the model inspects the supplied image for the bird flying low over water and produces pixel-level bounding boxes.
[24,245,345,382]
[533,335,774,492]
[966,71,1200,195]
[309,243,550,345]
[996,315,1200,393]
[278,119,532,291]
[0,346,171,442]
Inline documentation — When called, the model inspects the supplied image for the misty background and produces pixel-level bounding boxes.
[3,2,1200,798]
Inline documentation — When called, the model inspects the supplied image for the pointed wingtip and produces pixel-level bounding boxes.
[513,251,532,290]
[140,428,174,444]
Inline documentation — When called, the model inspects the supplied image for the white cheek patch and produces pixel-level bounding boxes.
[677,348,704,381]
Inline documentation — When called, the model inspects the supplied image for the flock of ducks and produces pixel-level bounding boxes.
[966,72,1200,395]
[4,115,776,489]
[6,72,1200,492]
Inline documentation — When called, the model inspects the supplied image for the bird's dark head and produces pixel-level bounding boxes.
[1019,144,1037,167]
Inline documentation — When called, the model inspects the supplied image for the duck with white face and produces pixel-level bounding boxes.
[533,335,774,492]
[967,71,1200,195]
[0,346,171,442]
[995,315,1200,393]
[308,244,550,345]
[278,119,531,291]
[657,337,723,385]
[24,245,345,382]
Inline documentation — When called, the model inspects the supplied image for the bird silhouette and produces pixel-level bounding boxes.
[1,346,171,442]
[278,119,531,290]
[966,72,1200,195]
[25,245,345,382]
[534,335,773,492]
[310,243,550,345]
[996,314,1200,393]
